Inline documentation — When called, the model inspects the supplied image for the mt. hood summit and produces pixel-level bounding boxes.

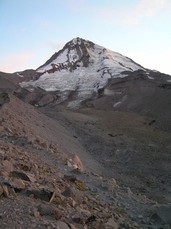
[20,37,145,107]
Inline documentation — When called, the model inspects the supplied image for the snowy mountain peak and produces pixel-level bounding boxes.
[20,38,146,107]
[37,37,144,74]
[37,37,96,73]
[67,37,92,46]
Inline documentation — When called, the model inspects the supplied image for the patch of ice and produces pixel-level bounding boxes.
[69,49,79,63]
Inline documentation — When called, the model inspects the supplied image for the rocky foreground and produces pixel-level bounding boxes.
[0,91,171,229]
[0,93,134,229]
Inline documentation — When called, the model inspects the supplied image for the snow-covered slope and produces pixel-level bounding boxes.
[20,37,145,107]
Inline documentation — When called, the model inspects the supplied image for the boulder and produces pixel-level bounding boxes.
[12,178,26,190]
[23,188,54,201]
[72,155,84,173]
[38,204,63,220]
[9,171,31,181]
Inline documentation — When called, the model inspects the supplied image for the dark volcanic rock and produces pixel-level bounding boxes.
[0,92,10,107]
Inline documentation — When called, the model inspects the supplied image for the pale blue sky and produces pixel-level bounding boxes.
[1,0,171,74]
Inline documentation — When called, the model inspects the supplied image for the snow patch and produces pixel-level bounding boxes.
[17,72,23,77]
[69,49,79,63]
[148,75,154,80]
[104,89,115,96]
[113,101,122,107]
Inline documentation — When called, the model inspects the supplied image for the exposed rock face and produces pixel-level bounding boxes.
[72,154,84,173]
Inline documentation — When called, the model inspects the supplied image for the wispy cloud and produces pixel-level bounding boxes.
[121,0,168,25]
[0,52,32,73]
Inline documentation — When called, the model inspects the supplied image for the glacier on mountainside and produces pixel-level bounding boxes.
[20,37,145,107]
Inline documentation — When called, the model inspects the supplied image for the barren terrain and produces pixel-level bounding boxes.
[1,37,171,228]
[1,71,171,228]
[39,102,171,228]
